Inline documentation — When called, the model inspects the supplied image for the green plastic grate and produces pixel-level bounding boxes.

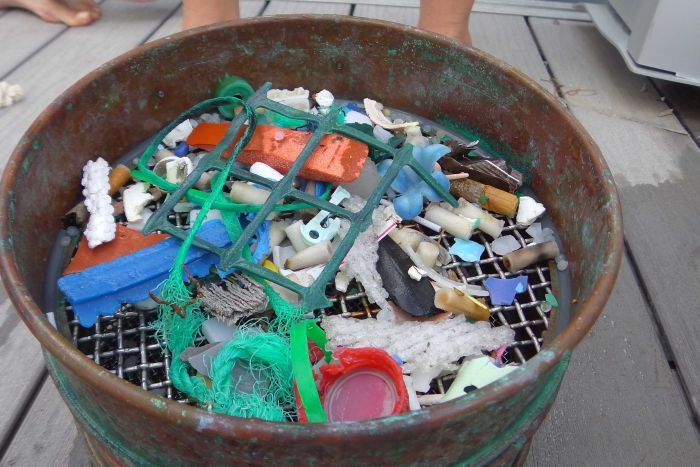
[133,82,457,314]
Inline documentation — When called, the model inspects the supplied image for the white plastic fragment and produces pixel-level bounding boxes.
[0,82,23,108]
[407,265,427,281]
[313,89,334,114]
[322,309,514,375]
[335,269,352,293]
[162,119,193,148]
[516,196,546,227]
[343,110,373,126]
[202,318,238,343]
[491,235,521,256]
[405,126,429,147]
[372,125,393,144]
[402,375,422,411]
[81,158,116,248]
[127,207,153,232]
[123,182,155,223]
[250,162,284,181]
[410,366,443,393]
[363,98,418,129]
[267,87,310,112]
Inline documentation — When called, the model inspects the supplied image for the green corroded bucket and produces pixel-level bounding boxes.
[0,15,622,466]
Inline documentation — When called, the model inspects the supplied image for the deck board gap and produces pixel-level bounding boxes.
[0,370,47,462]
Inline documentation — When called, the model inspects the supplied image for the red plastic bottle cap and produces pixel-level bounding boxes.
[323,369,399,422]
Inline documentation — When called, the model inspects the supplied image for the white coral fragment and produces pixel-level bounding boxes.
[81,158,116,248]
[0,82,23,108]
[363,98,418,130]
[123,182,154,222]
[322,312,514,375]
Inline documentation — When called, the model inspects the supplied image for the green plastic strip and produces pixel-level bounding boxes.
[290,320,332,423]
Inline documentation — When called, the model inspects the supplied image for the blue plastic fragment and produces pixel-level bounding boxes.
[174,141,190,157]
[484,276,529,306]
[377,144,451,219]
[58,220,231,327]
[450,239,485,262]
[343,102,364,114]
[251,220,271,264]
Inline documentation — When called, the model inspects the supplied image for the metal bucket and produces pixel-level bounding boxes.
[0,16,622,465]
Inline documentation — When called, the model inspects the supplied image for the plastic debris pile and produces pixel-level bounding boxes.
[55,76,566,423]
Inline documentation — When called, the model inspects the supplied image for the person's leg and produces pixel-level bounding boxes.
[183,0,239,30]
[418,0,474,46]
[0,0,100,26]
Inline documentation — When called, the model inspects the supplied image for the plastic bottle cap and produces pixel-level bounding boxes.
[323,369,399,422]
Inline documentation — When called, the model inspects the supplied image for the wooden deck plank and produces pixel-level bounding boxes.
[0,10,64,78]
[0,0,178,455]
[352,7,555,95]
[264,1,352,15]
[529,19,685,133]
[149,1,266,42]
[531,17,700,418]
[0,0,180,169]
[0,285,46,452]
[527,257,700,466]
[0,377,91,467]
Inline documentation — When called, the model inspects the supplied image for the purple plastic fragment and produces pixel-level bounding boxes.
[58,220,231,327]
[484,276,528,306]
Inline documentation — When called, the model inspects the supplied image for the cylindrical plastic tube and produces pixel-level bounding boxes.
[502,241,559,273]
[108,164,132,196]
[285,220,309,252]
[424,204,474,240]
[229,181,271,204]
[285,241,332,270]
[453,203,505,239]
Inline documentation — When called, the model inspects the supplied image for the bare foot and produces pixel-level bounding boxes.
[0,0,101,26]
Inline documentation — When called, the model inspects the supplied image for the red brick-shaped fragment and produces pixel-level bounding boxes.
[187,123,368,183]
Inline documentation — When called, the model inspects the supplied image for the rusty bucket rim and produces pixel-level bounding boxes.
[0,15,623,441]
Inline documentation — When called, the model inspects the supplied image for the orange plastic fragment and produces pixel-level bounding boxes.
[187,123,369,183]
[63,225,170,275]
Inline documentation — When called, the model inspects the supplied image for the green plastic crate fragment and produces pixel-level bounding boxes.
[137,82,457,314]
